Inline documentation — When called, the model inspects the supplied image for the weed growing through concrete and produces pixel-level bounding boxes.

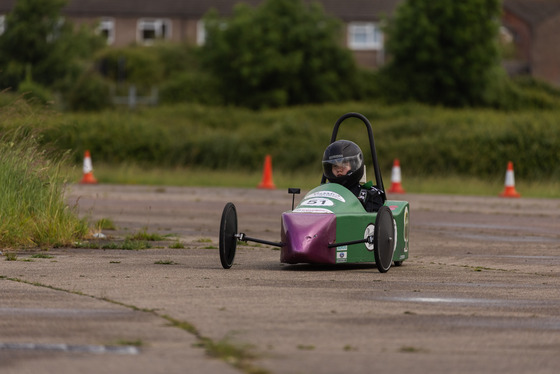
[114,339,143,347]
[154,259,177,265]
[121,240,152,250]
[30,253,54,259]
[4,252,17,261]
[400,346,428,353]
[126,229,165,241]
[297,344,315,351]
[95,218,117,230]
[162,315,269,374]
[73,240,152,250]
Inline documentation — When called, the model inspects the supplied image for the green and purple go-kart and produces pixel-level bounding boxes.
[219,113,410,273]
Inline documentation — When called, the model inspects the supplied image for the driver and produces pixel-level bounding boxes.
[322,140,384,212]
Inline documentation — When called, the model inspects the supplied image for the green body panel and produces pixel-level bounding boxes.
[297,184,410,264]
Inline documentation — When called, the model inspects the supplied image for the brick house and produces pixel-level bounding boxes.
[502,0,560,86]
[2,0,560,86]
[0,0,401,70]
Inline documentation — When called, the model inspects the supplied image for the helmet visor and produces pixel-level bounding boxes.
[322,154,363,179]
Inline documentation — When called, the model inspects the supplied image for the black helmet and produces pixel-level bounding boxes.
[322,140,364,187]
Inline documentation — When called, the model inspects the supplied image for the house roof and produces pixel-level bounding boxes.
[503,0,560,27]
[0,0,14,12]
[0,0,402,21]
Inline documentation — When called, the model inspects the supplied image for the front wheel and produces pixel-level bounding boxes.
[374,206,395,273]
[219,202,238,269]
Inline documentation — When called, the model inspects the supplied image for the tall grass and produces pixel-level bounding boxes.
[0,129,88,248]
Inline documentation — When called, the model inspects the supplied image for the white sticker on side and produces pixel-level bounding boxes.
[393,218,398,253]
[364,224,375,251]
[336,251,347,263]
[403,207,409,252]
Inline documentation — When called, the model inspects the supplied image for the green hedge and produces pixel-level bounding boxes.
[2,101,559,181]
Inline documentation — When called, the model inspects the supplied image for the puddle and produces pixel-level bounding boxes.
[379,296,559,309]
[386,296,504,305]
[0,342,139,355]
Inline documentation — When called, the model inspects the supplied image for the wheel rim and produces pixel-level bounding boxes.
[219,202,238,269]
[374,206,395,273]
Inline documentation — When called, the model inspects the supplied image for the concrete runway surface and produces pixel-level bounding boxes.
[1,184,559,374]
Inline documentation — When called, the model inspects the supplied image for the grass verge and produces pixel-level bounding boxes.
[0,129,88,248]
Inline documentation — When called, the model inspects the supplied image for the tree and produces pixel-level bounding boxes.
[0,0,104,90]
[380,0,504,107]
[200,0,361,109]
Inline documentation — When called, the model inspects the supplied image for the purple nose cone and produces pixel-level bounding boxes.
[280,213,336,264]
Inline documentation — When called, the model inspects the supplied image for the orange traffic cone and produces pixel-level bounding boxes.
[499,161,520,198]
[79,150,98,184]
[257,154,276,189]
[388,159,406,194]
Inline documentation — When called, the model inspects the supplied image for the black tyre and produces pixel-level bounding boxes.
[374,206,395,273]
[219,202,238,269]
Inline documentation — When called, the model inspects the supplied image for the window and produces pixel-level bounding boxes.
[137,18,171,45]
[196,20,228,46]
[98,18,115,45]
[499,25,514,44]
[348,22,383,51]
[46,17,65,43]
[0,15,5,35]
[196,20,206,46]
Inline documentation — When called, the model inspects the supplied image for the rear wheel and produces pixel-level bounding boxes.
[219,202,238,269]
[374,206,395,273]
